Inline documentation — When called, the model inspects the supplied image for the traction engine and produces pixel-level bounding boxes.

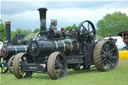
[9,8,119,80]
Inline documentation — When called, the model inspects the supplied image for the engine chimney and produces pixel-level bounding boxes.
[38,8,48,32]
[5,21,11,42]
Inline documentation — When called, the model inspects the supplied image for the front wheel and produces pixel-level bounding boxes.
[8,56,15,74]
[47,52,67,80]
[12,53,33,79]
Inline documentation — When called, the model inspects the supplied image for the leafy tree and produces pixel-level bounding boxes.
[97,12,128,38]
[15,28,32,38]
[0,19,6,41]
[24,33,36,40]
[11,31,16,39]
[33,28,40,33]
[64,24,78,31]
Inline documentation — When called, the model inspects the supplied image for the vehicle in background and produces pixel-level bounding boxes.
[105,36,127,50]
[0,21,29,73]
[118,31,128,50]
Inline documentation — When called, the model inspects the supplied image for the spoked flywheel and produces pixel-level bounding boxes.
[93,40,119,71]
[12,53,33,79]
[47,52,67,80]
[8,56,15,74]
[0,57,8,73]
[78,20,96,45]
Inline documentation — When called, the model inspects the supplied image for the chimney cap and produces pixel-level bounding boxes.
[38,8,48,11]
[5,21,11,24]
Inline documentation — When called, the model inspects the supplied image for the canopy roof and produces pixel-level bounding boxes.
[118,31,128,36]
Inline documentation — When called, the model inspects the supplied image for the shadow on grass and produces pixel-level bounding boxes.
[67,68,98,76]
[31,75,50,80]
[22,73,50,80]
[25,68,99,80]
[1,68,99,80]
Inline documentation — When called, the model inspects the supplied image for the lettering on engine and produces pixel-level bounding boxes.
[29,66,38,70]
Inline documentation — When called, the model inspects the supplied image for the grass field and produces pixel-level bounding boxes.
[0,60,128,85]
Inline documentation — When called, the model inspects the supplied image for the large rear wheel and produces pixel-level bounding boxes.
[93,40,119,71]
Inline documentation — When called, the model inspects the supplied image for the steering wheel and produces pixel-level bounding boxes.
[78,20,96,45]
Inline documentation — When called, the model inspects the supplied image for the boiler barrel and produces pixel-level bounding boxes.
[1,45,28,58]
[29,39,80,57]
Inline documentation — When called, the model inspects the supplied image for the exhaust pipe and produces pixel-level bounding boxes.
[38,8,48,32]
[5,21,11,42]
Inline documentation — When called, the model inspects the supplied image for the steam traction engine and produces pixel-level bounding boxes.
[10,8,119,80]
[0,21,28,73]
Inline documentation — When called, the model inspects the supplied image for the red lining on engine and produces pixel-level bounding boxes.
[2,48,7,56]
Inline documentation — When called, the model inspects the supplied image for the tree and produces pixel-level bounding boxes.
[97,12,128,38]
[15,28,32,38]
[0,19,6,41]
[64,24,78,31]
[24,33,36,40]
[11,31,16,39]
[33,28,40,33]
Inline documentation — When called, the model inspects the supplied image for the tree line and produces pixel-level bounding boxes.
[0,11,128,41]
[0,20,40,41]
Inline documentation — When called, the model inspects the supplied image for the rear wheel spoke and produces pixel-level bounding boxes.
[101,58,106,63]
[102,49,107,54]
[108,60,115,67]
[101,54,106,58]
[109,48,115,52]
[104,44,110,52]
[110,56,117,59]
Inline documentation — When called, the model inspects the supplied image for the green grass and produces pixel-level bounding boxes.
[1,60,128,85]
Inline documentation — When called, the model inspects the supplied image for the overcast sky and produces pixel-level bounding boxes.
[1,0,128,31]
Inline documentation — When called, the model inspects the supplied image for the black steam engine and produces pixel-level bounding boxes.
[0,21,28,73]
[9,8,119,80]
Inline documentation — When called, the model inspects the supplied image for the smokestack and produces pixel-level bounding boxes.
[5,21,11,42]
[38,8,48,32]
